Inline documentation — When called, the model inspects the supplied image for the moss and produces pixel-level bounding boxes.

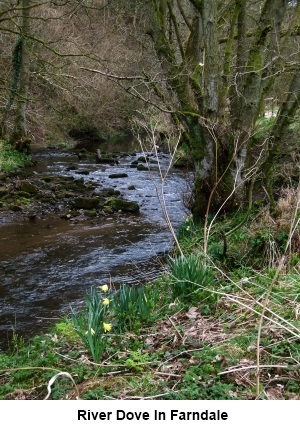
[73,197,100,210]
[0,187,9,197]
[84,209,97,217]
[185,116,205,163]
[136,164,148,171]
[100,188,121,197]
[20,182,38,195]
[9,204,22,211]
[137,156,148,163]
[104,197,139,213]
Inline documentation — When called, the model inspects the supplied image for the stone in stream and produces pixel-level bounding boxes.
[104,197,139,213]
[96,149,119,165]
[77,149,95,160]
[99,188,121,197]
[0,187,9,197]
[75,170,90,175]
[73,196,100,210]
[9,204,22,212]
[20,182,39,195]
[14,191,31,198]
[137,155,149,163]
[108,173,128,179]
[136,164,148,171]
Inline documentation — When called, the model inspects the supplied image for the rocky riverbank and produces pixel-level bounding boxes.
[0,152,144,225]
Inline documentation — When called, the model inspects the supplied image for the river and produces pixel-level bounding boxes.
[0,141,189,349]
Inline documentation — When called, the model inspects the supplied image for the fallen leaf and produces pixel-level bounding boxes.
[186,307,200,319]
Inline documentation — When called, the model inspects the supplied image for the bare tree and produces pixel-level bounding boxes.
[0,0,140,147]
[87,0,300,217]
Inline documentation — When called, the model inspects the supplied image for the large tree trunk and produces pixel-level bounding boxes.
[145,0,299,218]
[10,0,31,153]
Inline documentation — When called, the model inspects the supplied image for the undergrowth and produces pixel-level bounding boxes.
[1,188,300,399]
[0,140,32,171]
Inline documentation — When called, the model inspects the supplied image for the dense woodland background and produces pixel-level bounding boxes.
[0,0,299,218]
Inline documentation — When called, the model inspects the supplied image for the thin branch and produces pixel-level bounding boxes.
[81,67,145,81]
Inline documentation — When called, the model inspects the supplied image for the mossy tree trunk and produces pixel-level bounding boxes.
[0,0,31,152]
[10,0,31,152]
[146,0,298,218]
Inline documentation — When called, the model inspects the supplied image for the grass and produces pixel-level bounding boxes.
[1,192,300,400]
[168,253,217,312]
[0,140,32,171]
[1,267,299,399]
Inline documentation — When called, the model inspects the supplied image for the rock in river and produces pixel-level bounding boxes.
[104,197,139,213]
[108,173,128,179]
[73,196,100,210]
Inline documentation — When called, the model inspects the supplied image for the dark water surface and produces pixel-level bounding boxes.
[0,144,189,349]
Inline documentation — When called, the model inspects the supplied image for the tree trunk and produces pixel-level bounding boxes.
[10,0,31,153]
[145,0,299,218]
[262,72,300,209]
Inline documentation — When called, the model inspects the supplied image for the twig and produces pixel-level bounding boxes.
[167,316,183,339]
[154,371,182,378]
[124,391,179,400]
[256,180,300,396]
[218,364,291,376]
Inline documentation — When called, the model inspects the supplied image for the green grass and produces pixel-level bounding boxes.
[1,205,300,400]
[112,284,155,333]
[0,140,31,171]
[168,253,217,312]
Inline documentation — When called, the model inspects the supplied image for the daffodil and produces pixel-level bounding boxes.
[103,322,112,332]
[102,298,110,306]
[98,284,109,292]
[85,328,95,336]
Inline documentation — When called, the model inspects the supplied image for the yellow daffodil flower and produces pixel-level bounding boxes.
[98,284,109,292]
[102,298,110,306]
[103,322,112,332]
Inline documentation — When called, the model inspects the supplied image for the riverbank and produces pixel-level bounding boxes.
[1,201,300,400]
[1,141,300,400]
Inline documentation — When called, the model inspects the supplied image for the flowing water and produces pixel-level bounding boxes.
[0,142,189,349]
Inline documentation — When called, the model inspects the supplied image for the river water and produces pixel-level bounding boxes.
[0,143,189,349]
